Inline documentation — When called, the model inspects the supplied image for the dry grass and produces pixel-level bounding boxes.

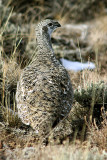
[88,115,107,151]
[0,58,21,127]
[88,16,107,51]
[3,142,107,160]
[88,16,107,71]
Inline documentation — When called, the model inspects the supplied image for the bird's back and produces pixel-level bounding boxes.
[16,56,73,135]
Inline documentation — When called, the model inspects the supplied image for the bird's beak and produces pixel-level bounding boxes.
[54,22,61,28]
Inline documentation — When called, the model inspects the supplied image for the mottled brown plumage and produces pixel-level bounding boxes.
[16,19,73,137]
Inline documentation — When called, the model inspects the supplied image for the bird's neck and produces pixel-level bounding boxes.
[36,31,54,58]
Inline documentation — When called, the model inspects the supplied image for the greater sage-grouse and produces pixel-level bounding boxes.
[16,19,73,137]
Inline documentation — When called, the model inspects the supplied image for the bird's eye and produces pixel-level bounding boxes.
[48,23,53,26]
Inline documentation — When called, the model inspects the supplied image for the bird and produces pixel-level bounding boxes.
[16,19,73,137]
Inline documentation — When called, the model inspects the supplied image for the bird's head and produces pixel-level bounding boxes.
[36,19,61,37]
